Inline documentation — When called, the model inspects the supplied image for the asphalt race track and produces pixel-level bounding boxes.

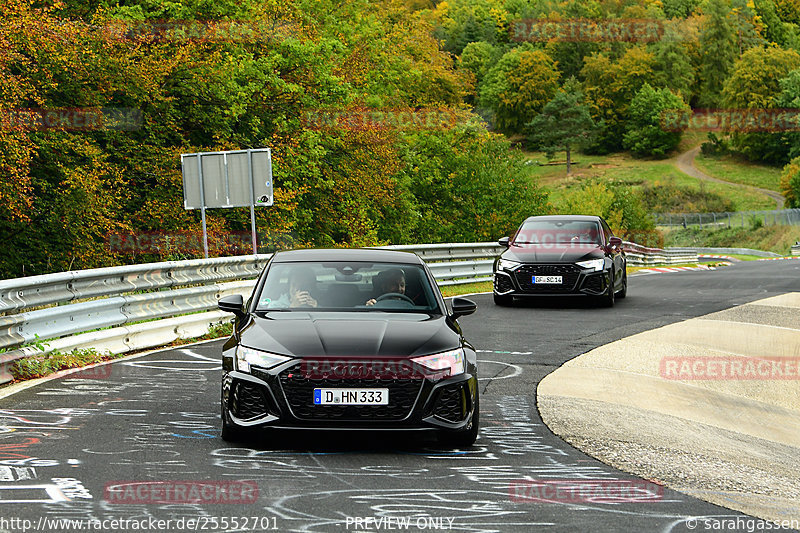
[1,259,798,533]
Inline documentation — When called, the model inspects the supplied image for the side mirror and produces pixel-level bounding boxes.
[450,297,477,320]
[609,236,623,248]
[498,236,510,248]
[218,294,246,319]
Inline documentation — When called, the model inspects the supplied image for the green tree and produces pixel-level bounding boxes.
[722,46,800,108]
[623,84,690,158]
[432,0,506,54]
[526,81,598,174]
[730,0,766,54]
[722,47,800,163]
[581,47,657,152]
[774,0,800,24]
[478,48,560,133]
[752,0,800,48]
[777,68,800,160]
[652,24,697,100]
[662,0,701,18]
[699,0,738,107]
[457,41,501,98]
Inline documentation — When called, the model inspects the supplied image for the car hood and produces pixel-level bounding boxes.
[240,312,459,358]
[503,243,605,263]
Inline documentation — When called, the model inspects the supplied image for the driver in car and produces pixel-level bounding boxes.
[365,268,406,306]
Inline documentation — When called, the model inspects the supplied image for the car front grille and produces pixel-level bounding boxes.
[231,380,270,420]
[278,362,422,421]
[514,264,581,293]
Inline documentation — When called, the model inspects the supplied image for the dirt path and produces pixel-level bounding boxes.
[675,145,785,209]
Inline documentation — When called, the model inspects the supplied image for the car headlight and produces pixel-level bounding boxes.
[236,346,291,372]
[576,258,605,272]
[497,259,521,272]
[411,348,465,377]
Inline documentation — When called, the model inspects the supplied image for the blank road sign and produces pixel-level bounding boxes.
[181,149,273,210]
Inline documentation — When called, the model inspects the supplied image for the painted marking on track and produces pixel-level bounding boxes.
[121,360,221,371]
[179,349,220,362]
[477,350,532,356]
[478,361,523,382]
[0,484,68,503]
[172,430,217,439]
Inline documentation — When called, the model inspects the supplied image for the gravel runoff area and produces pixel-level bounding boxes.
[537,292,800,524]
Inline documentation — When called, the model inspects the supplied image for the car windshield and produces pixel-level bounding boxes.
[513,220,602,245]
[255,261,441,313]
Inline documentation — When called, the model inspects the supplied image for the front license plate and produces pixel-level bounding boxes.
[314,388,389,405]
[533,275,562,284]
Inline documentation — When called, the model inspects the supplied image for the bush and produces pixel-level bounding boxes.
[558,179,656,236]
[780,157,800,208]
[639,179,736,213]
[700,133,730,157]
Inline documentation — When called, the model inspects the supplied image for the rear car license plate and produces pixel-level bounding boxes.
[314,388,389,405]
[533,276,562,284]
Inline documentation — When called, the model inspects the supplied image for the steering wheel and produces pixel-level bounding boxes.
[375,292,415,305]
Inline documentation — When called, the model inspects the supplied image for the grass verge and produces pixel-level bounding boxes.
[664,226,800,255]
[523,150,776,212]
[440,281,493,297]
[694,153,783,192]
[6,321,235,384]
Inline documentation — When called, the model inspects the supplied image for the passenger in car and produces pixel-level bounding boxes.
[365,268,406,306]
[268,268,318,308]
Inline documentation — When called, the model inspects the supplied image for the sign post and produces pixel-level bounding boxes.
[180,148,273,258]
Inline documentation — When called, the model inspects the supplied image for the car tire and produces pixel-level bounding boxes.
[220,399,248,442]
[439,391,480,448]
[616,270,627,299]
[493,293,513,306]
[599,271,615,308]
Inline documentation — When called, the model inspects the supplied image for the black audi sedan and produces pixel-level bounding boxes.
[493,215,627,307]
[217,248,479,446]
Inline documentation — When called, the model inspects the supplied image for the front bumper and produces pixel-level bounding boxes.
[222,359,478,432]
[494,263,611,297]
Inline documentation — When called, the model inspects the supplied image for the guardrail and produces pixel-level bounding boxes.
[0,241,695,384]
[665,246,780,258]
[793,244,800,256]
[623,243,698,266]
